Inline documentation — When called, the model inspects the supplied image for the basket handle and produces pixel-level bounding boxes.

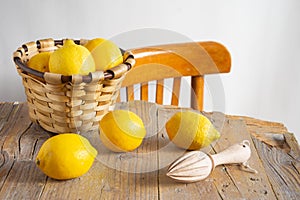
[13,56,133,83]
[13,39,134,83]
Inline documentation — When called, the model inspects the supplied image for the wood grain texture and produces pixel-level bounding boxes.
[0,101,299,199]
[252,138,300,200]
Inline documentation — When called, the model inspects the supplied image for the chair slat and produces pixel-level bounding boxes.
[116,92,121,102]
[171,77,181,106]
[156,80,164,104]
[126,85,134,101]
[141,82,148,101]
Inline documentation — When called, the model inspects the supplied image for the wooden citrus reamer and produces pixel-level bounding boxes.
[167,140,258,183]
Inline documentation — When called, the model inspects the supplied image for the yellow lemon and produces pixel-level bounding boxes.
[84,38,123,71]
[49,39,95,75]
[99,110,146,152]
[165,111,220,150]
[27,52,52,72]
[36,133,98,180]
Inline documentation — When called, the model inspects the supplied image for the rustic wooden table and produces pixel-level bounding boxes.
[0,101,299,199]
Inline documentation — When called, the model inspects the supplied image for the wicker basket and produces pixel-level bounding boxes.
[13,38,134,134]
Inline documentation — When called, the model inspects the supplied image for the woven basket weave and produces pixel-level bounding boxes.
[13,38,134,134]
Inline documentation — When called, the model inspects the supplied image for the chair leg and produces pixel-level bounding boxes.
[191,75,204,111]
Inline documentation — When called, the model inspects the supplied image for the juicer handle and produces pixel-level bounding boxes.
[210,140,252,167]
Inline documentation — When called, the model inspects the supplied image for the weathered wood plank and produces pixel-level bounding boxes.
[0,103,14,132]
[0,152,15,193]
[0,160,46,200]
[211,118,277,200]
[228,115,288,136]
[0,103,16,190]
[0,101,299,199]
[253,136,300,200]
[236,114,300,199]
[18,123,51,161]
[0,103,30,191]
[39,158,108,199]
[0,103,18,149]
[1,103,32,159]
[0,102,50,199]
[285,133,300,165]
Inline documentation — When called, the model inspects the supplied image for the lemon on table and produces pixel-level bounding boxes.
[165,111,220,150]
[99,110,146,152]
[36,133,97,180]
[49,39,95,75]
[27,52,52,72]
[84,38,123,71]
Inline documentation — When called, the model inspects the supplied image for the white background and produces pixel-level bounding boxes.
[1,0,299,142]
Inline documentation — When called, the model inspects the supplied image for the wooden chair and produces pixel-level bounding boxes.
[118,41,231,111]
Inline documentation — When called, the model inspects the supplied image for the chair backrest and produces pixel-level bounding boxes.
[118,41,231,111]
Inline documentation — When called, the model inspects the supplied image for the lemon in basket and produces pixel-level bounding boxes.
[165,111,220,150]
[84,38,123,71]
[36,133,97,180]
[27,52,52,72]
[99,110,146,152]
[49,39,95,75]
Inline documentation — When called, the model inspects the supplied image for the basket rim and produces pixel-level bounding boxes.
[13,39,133,83]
